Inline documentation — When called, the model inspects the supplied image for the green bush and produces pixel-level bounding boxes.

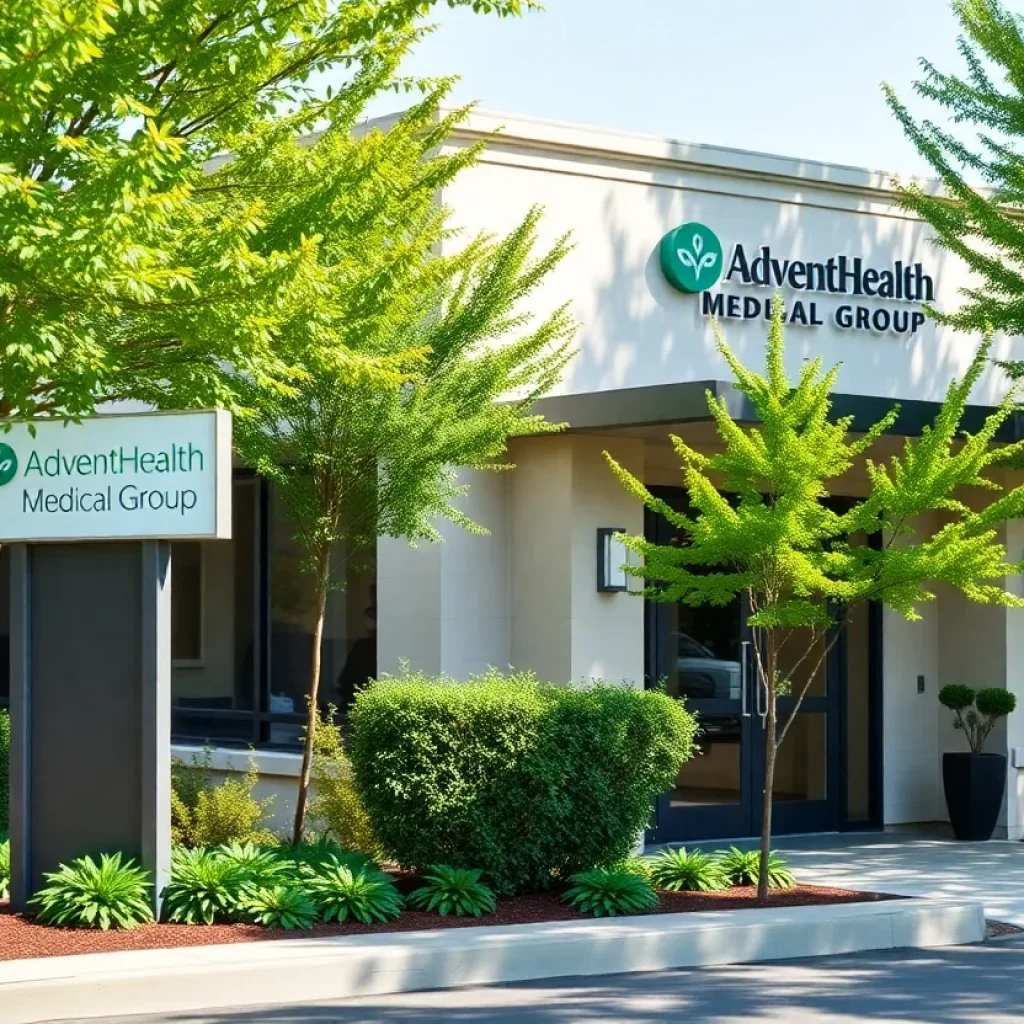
[307,708,376,855]
[720,848,795,889]
[0,709,9,834]
[614,855,654,882]
[648,847,728,892]
[163,841,389,926]
[279,838,374,877]
[938,684,976,711]
[0,837,9,900]
[29,853,153,930]
[562,868,658,917]
[349,670,696,892]
[171,748,276,848]
[408,865,497,917]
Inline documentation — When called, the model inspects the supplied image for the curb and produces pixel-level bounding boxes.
[0,898,985,1023]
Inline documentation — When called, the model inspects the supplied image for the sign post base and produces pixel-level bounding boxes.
[8,541,172,914]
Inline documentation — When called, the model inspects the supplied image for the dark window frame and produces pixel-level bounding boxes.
[170,470,376,751]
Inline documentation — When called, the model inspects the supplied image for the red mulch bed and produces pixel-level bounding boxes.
[0,885,900,962]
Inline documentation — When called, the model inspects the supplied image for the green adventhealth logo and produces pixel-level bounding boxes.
[660,222,723,293]
[0,443,17,487]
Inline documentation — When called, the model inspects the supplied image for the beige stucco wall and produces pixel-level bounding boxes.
[377,433,644,687]
[438,112,1024,407]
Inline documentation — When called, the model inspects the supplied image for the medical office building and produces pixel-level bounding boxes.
[4,111,1024,843]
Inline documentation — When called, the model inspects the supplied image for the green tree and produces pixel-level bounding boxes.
[235,99,575,843]
[0,0,538,418]
[606,301,1024,898]
[884,0,1024,345]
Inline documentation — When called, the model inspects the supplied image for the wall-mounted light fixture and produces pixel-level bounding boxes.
[597,527,629,593]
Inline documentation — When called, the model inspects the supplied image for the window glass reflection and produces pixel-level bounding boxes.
[171,476,256,744]
[667,603,742,701]
[267,488,375,743]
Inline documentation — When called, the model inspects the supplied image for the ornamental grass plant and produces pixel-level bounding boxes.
[303,859,403,925]
[562,868,659,917]
[29,854,153,931]
[408,865,497,917]
[161,847,248,925]
[648,847,729,892]
[719,847,795,890]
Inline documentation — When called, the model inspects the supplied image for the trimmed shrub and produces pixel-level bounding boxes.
[0,709,8,834]
[171,748,276,848]
[349,670,697,892]
[976,687,1016,718]
[563,868,658,917]
[307,710,376,855]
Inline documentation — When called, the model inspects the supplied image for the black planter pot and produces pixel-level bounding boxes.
[942,752,1007,841]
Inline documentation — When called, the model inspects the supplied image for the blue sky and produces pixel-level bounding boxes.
[365,0,967,177]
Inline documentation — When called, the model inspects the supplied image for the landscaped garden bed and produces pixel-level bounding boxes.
[0,883,901,962]
[0,680,902,966]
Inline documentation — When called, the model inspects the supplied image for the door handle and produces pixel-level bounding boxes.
[740,640,751,717]
[756,662,768,723]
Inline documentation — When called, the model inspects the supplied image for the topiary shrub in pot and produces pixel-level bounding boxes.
[939,684,1016,841]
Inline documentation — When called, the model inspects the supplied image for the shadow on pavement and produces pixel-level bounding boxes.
[90,938,1024,1024]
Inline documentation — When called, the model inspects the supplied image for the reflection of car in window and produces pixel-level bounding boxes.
[676,632,741,700]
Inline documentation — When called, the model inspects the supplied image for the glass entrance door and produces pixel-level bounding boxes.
[760,623,841,835]
[645,490,841,843]
[649,587,756,840]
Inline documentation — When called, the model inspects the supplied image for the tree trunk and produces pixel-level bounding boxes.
[291,546,332,846]
[757,638,777,900]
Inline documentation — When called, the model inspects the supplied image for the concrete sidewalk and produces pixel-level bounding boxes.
[773,833,1024,926]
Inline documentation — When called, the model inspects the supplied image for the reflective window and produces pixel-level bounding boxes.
[670,714,742,806]
[667,603,743,701]
[170,476,376,748]
[170,476,257,744]
[773,713,827,802]
[0,478,376,750]
[267,488,376,744]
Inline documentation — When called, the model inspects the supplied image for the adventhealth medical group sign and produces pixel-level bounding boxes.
[660,222,932,336]
[0,409,232,542]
